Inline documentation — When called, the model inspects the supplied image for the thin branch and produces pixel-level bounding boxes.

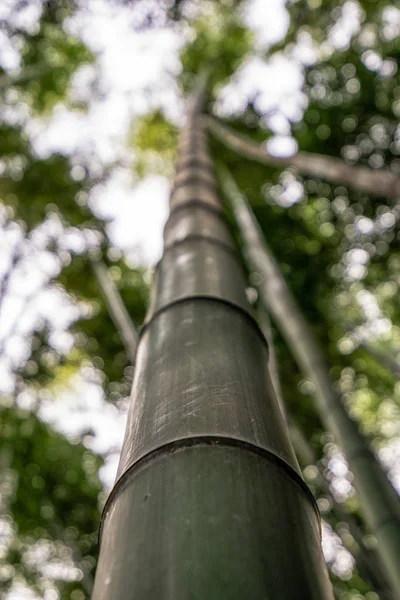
[207,117,400,199]
[91,259,139,365]
[0,65,53,89]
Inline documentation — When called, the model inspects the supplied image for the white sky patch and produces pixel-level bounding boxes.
[0,358,14,394]
[292,30,318,66]
[328,0,363,50]
[91,174,170,266]
[321,522,355,580]
[379,439,400,490]
[355,215,374,235]
[39,377,125,454]
[348,288,394,344]
[382,6,400,41]
[242,0,289,49]
[0,0,42,33]
[38,375,128,487]
[0,29,21,71]
[343,246,370,281]
[266,136,298,157]
[0,0,43,73]
[71,2,185,112]
[0,226,64,343]
[4,586,39,600]
[30,0,185,167]
[264,111,291,135]
[214,54,306,128]
[268,170,304,207]
[31,96,131,164]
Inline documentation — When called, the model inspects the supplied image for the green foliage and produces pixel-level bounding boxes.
[0,139,92,230]
[57,254,149,387]
[131,110,179,178]
[19,25,92,113]
[1,0,93,113]
[180,4,253,94]
[0,405,102,599]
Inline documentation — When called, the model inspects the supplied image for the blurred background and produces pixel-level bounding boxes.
[0,0,399,598]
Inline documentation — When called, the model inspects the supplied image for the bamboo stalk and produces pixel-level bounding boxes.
[289,420,395,600]
[360,341,400,380]
[257,306,394,598]
[207,117,400,199]
[219,166,400,597]
[92,81,333,599]
[91,259,139,365]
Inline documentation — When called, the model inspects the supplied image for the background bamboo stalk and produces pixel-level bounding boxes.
[288,419,395,600]
[257,305,394,598]
[359,341,400,380]
[91,259,139,365]
[219,165,400,597]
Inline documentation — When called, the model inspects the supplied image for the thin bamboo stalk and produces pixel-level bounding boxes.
[360,341,400,380]
[257,305,394,598]
[219,166,400,597]
[91,259,139,365]
[289,420,395,600]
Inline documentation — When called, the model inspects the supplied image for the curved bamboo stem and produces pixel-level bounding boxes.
[360,341,400,380]
[257,306,394,598]
[91,259,139,365]
[219,166,400,597]
[289,420,395,600]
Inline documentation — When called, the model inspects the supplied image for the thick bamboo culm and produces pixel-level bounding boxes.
[92,89,333,598]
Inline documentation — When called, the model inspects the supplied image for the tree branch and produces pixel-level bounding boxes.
[207,117,400,199]
[0,65,53,89]
[257,304,287,421]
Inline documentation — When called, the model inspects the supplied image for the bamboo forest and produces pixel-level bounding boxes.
[1,0,400,599]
